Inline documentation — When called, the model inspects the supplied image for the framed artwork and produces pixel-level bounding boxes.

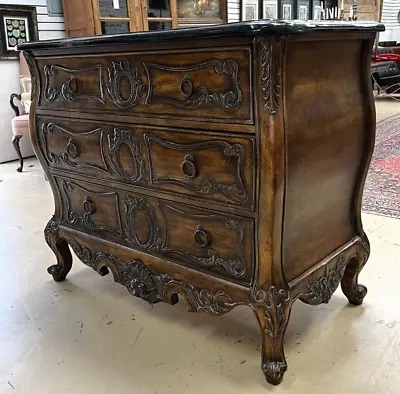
[177,0,227,25]
[241,0,259,21]
[298,5,308,20]
[0,5,38,60]
[282,4,292,19]
[263,0,278,19]
[313,5,321,20]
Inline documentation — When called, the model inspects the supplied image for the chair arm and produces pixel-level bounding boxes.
[10,93,22,117]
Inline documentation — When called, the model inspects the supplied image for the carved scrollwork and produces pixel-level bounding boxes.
[159,204,247,279]
[108,128,144,182]
[43,64,105,103]
[254,286,291,341]
[144,133,248,203]
[61,180,123,237]
[44,216,60,245]
[253,286,291,385]
[144,60,242,111]
[107,61,145,109]
[257,37,281,115]
[124,196,163,251]
[119,261,172,303]
[163,281,240,315]
[41,123,109,174]
[68,239,239,314]
[123,196,247,279]
[300,257,347,305]
[262,362,287,385]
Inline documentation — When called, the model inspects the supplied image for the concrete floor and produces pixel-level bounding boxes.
[0,101,399,393]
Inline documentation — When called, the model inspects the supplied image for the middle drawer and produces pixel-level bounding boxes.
[37,117,255,210]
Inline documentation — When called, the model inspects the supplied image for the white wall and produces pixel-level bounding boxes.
[0,0,66,163]
[380,0,400,43]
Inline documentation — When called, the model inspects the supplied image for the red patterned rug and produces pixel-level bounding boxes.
[362,114,400,218]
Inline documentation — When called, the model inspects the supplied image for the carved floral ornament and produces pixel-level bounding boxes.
[43,59,244,111]
[69,239,241,315]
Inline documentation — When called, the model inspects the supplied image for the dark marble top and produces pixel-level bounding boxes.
[19,20,385,51]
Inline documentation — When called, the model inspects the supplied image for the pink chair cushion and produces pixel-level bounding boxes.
[11,114,30,136]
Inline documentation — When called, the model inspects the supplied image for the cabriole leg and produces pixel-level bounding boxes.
[45,217,72,282]
[253,286,292,385]
[341,234,370,305]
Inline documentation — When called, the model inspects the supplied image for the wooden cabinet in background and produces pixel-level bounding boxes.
[62,0,227,37]
[61,0,96,37]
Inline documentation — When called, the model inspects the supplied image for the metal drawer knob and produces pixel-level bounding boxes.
[181,154,197,179]
[194,225,211,248]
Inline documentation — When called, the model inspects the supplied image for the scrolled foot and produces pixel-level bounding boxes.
[17,165,23,173]
[262,360,287,385]
[342,280,368,306]
[45,217,73,282]
[341,233,370,305]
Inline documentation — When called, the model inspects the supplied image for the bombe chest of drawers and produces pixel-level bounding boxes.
[20,20,384,385]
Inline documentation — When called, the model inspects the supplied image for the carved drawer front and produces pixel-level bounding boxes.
[55,176,254,284]
[56,178,123,240]
[38,117,254,209]
[123,195,254,284]
[36,48,252,124]
[144,130,255,209]
[38,120,111,178]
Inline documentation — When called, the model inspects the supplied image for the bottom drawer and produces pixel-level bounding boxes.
[55,176,254,284]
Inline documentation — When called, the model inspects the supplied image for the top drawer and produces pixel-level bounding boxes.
[36,48,253,125]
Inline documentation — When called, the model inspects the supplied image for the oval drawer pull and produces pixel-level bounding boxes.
[194,225,211,248]
[181,154,197,179]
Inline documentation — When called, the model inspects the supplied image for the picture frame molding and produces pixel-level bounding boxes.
[241,0,260,21]
[0,5,38,60]
[282,3,292,20]
[262,0,278,19]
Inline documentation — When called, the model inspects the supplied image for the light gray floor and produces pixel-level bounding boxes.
[0,100,399,393]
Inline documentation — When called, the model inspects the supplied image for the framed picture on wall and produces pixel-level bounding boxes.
[263,0,278,19]
[313,5,321,20]
[298,5,308,20]
[282,4,292,19]
[0,5,38,60]
[241,0,259,21]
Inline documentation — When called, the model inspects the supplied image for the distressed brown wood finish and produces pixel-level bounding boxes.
[21,21,383,386]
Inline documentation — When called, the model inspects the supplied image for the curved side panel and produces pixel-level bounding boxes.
[282,35,376,283]
[25,51,63,223]
[353,38,376,235]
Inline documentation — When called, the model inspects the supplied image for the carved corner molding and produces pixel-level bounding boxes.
[44,215,60,245]
[256,37,283,116]
[23,51,37,99]
[68,239,240,315]
[253,286,291,340]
